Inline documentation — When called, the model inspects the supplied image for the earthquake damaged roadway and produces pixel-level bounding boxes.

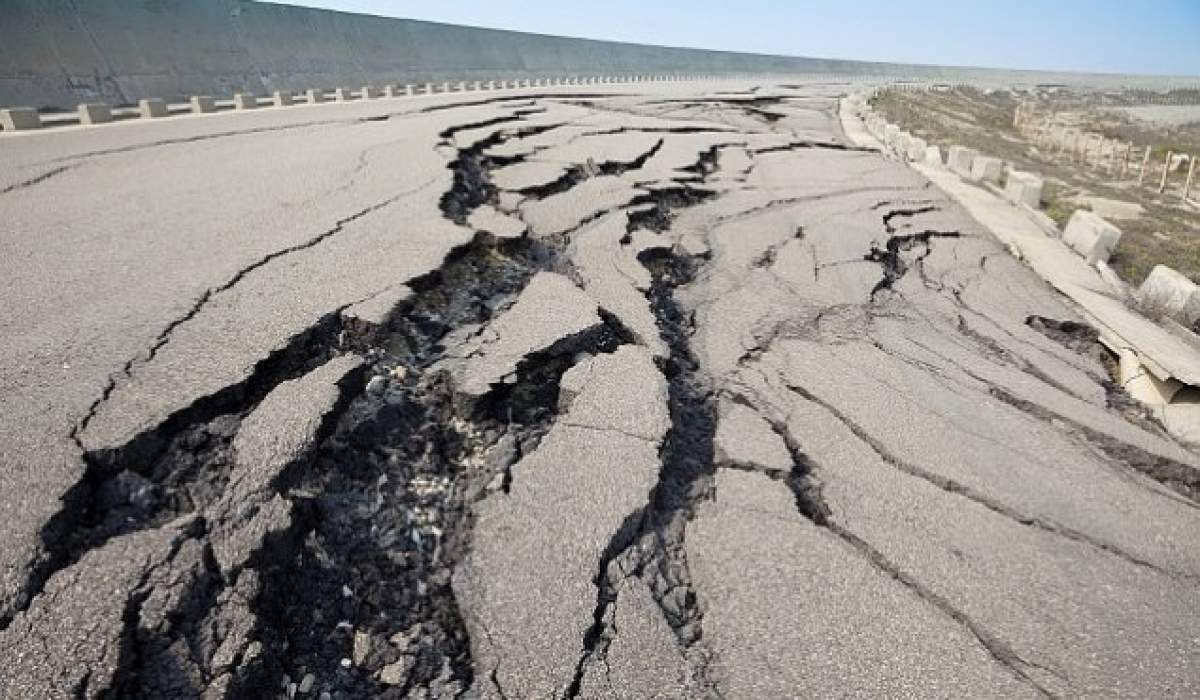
[1,81,1198,698]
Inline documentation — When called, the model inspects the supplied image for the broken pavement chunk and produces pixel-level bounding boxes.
[452,271,603,398]
[209,354,363,575]
[453,345,669,698]
[714,399,792,473]
[0,523,197,699]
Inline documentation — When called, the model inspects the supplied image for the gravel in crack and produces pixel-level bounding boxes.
[453,345,671,698]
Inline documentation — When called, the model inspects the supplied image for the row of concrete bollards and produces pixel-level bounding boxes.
[851,90,1200,329]
[0,74,721,132]
[851,92,1129,265]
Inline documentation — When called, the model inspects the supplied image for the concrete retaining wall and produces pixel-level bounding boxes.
[2,0,1197,111]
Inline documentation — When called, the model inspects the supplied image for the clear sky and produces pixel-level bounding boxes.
[269,1,1200,76]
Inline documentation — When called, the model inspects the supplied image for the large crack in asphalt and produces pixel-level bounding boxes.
[986,385,1200,504]
[864,229,962,300]
[28,221,615,697]
[439,119,564,224]
[6,108,622,695]
[240,241,634,698]
[567,178,725,697]
[0,165,74,196]
[9,309,352,632]
[722,380,1058,697]
[622,186,718,244]
[514,138,666,200]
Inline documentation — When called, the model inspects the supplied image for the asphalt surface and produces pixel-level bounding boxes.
[1,80,1198,698]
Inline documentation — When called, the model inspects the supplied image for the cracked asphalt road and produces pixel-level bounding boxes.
[1,81,1198,698]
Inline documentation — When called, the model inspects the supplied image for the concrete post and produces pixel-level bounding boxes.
[486,81,495,90]
[1184,157,1195,201]
[1158,150,1173,193]
[970,156,1004,184]
[441,82,451,93]
[139,98,168,118]
[78,102,113,124]
[361,86,378,99]
[273,90,293,107]
[234,93,259,110]
[1135,265,1200,326]
[190,96,216,113]
[474,81,482,91]
[306,89,325,104]
[457,81,467,92]
[405,84,415,97]
[0,107,41,131]
[335,88,353,101]
[1139,146,1152,185]
[1063,211,1122,265]
[1004,170,1045,208]
[383,84,399,98]
[424,83,434,95]
[947,145,977,177]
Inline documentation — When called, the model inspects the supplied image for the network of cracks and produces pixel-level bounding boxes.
[5,90,1198,700]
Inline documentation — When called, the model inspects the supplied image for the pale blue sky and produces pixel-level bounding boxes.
[271,1,1200,76]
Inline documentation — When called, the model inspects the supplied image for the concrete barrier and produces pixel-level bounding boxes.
[305,89,324,104]
[334,87,353,101]
[948,145,977,177]
[1004,170,1044,208]
[969,155,1004,184]
[1062,210,1122,264]
[139,98,167,118]
[925,145,944,166]
[273,90,292,107]
[1136,265,1200,326]
[906,136,927,163]
[234,93,258,110]
[78,102,112,125]
[0,107,40,130]
[191,95,216,113]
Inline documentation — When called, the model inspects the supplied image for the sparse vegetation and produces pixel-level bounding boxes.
[1041,180,1080,229]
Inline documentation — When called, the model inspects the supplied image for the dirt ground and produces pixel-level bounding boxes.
[870,87,1200,286]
